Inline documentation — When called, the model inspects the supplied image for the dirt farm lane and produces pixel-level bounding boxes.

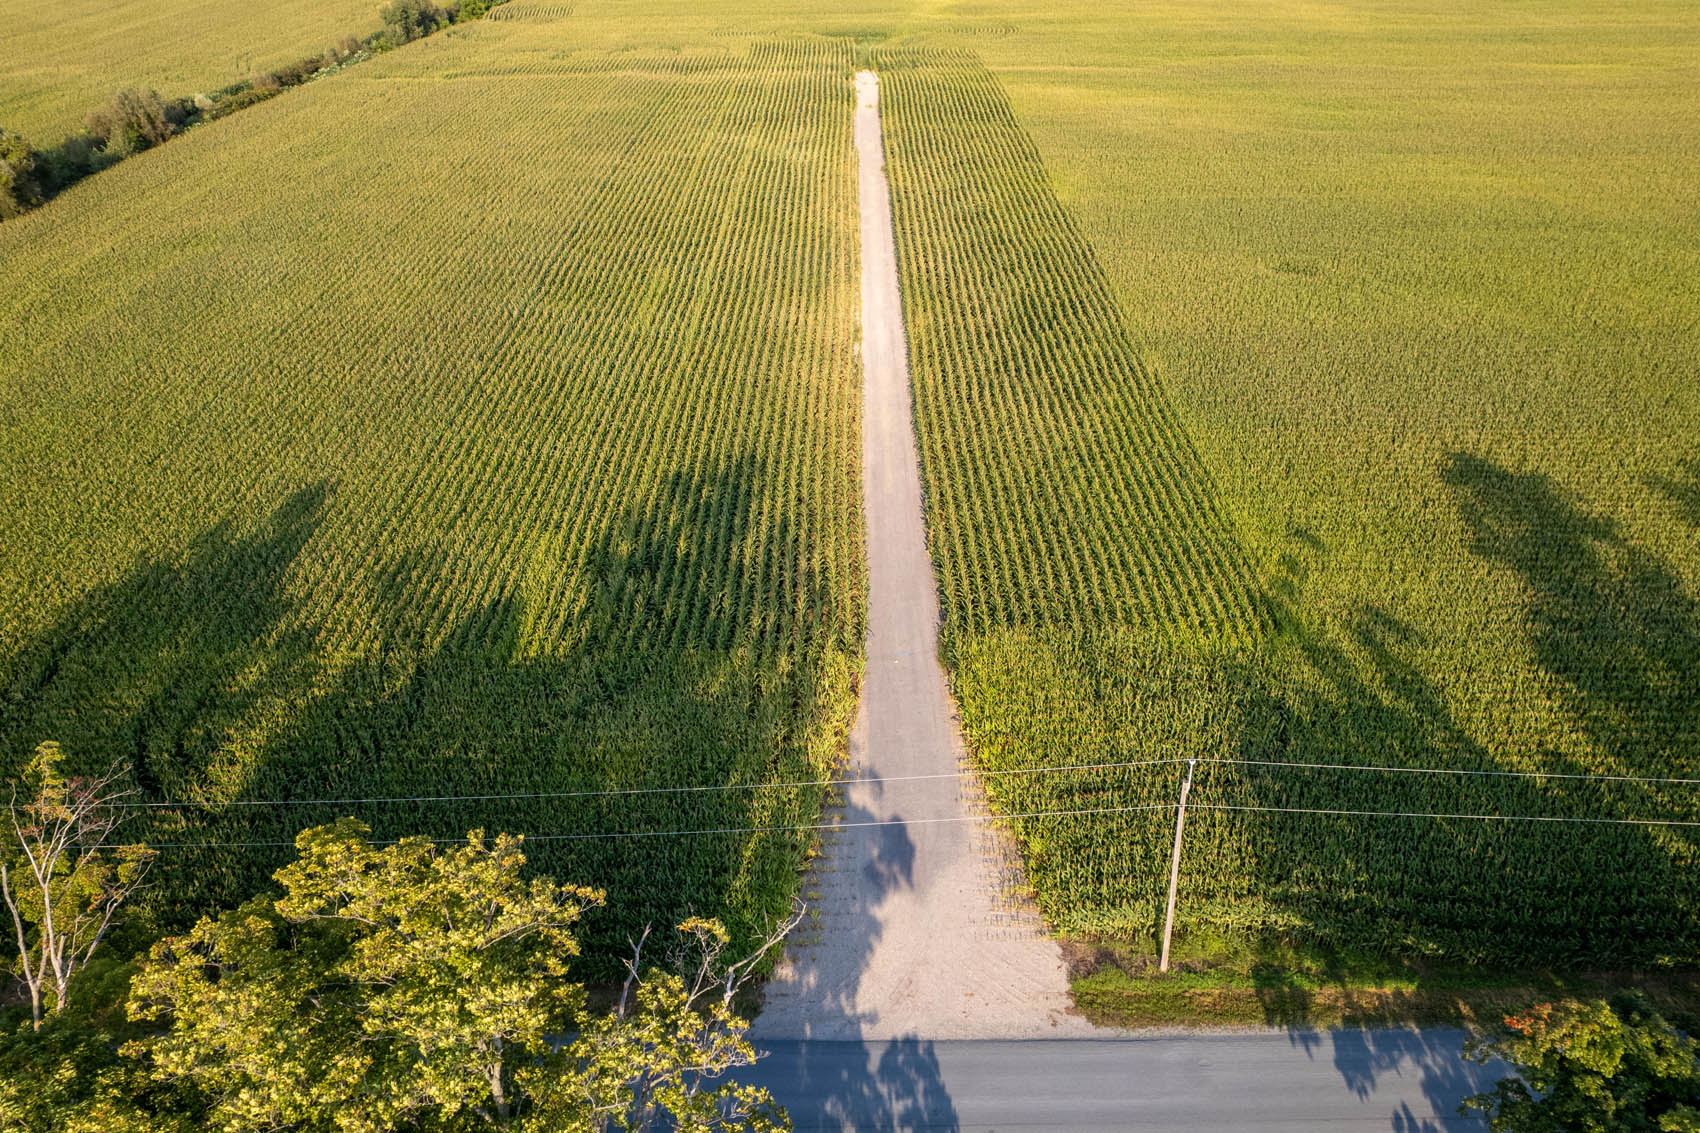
[751,71,1095,1041]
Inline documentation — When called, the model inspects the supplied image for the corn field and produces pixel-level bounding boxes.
[0,0,383,144]
[876,42,1700,967]
[3,0,1696,974]
[0,29,865,957]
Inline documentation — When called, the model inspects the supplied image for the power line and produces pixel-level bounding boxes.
[1188,803,1700,828]
[1201,757,1700,787]
[118,757,1190,810]
[138,796,1700,852]
[141,801,1179,850]
[118,756,1700,813]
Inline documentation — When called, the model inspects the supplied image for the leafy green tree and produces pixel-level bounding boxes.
[379,0,448,45]
[2,742,155,1029]
[0,1012,192,1133]
[0,129,43,218]
[1463,994,1700,1132]
[86,89,181,154]
[126,820,791,1131]
[524,916,793,1132]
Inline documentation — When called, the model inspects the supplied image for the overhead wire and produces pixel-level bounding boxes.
[141,802,1179,849]
[114,754,1700,812]
[115,757,1190,810]
[126,754,1700,850]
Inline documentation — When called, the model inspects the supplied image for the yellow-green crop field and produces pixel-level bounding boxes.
[877,0,1700,965]
[0,10,866,953]
[0,0,384,144]
[3,0,1698,971]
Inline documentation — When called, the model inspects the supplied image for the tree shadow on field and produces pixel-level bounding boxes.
[1444,451,1700,795]
[235,453,848,964]
[1180,453,1700,1111]
[1199,455,1700,1020]
[0,484,328,797]
[1646,456,1700,531]
[0,485,328,933]
[0,457,857,967]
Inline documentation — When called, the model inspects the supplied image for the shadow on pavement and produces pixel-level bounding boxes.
[747,790,960,1128]
[749,1038,960,1132]
[1319,1027,1503,1130]
[745,1031,1505,1131]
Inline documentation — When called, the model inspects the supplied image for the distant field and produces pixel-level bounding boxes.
[0,15,864,952]
[0,0,386,144]
[880,1,1700,965]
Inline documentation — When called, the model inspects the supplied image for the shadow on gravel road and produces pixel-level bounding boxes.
[749,792,959,1128]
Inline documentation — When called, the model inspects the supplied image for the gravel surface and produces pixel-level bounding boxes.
[752,73,1097,1041]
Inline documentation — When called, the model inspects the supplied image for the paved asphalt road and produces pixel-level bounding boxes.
[734,1031,1508,1131]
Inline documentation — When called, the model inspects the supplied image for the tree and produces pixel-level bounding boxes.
[0,1011,194,1133]
[0,128,43,218]
[2,741,155,1030]
[126,820,792,1131]
[1462,994,1700,1132]
[86,89,181,154]
[525,913,801,1132]
[379,0,448,45]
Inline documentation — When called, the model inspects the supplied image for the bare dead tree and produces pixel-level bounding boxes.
[2,741,156,1029]
[584,900,806,1132]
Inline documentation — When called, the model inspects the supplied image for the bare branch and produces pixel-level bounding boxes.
[618,925,651,1020]
[1,862,44,1028]
[3,745,152,1027]
[717,899,805,1009]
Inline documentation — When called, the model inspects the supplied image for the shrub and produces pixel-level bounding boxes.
[270,56,322,87]
[34,133,107,193]
[86,90,185,154]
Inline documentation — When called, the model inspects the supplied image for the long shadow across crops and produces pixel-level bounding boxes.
[0,458,854,966]
[0,483,330,803]
[1201,454,1700,984]
[0,459,958,1119]
[1646,456,1700,530]
[1447,452,1700,788]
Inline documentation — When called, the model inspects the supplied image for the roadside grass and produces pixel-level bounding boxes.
[1066,933,1700,1031]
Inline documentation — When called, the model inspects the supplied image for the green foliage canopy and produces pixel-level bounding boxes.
[0,130,43,217]
[1464,995,1700,1132]
[124,820,786,1131]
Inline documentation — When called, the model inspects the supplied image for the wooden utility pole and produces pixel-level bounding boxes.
[1158,758,1196,973]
